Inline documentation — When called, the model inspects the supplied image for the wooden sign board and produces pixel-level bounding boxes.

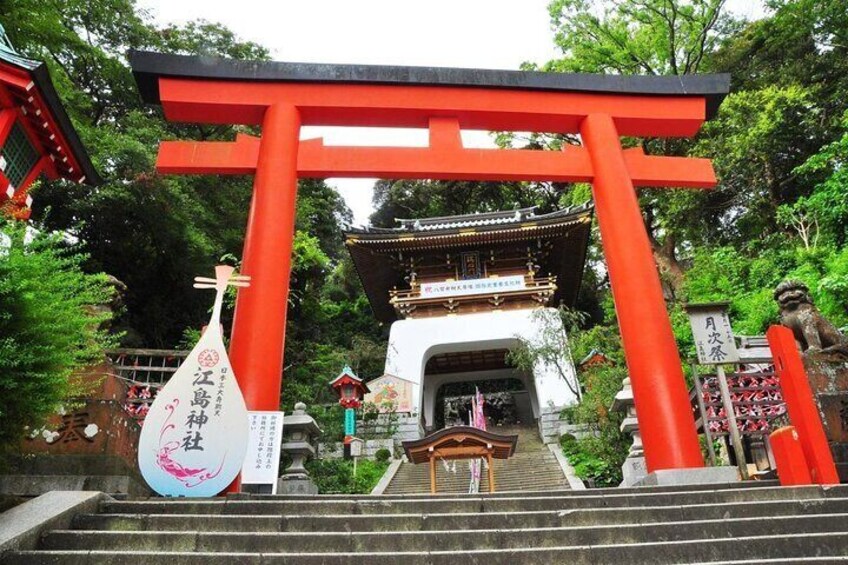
[364,374,414,413]
[686,303,740,365]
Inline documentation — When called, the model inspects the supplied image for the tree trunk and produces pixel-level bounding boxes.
[651,235,685,302]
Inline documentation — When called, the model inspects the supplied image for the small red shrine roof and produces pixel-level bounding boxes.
[402,426,518,464]
[329,365,370,393]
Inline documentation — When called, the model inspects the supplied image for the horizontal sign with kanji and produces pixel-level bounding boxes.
[686,304,740,365]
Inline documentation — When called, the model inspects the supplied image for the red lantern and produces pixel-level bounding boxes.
[329,366,369,409]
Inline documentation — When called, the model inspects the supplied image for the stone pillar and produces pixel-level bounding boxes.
[610,377,647,486]
[802,355,848,482]
[278,402,322,495]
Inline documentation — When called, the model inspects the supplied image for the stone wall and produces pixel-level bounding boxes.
[539,409,596,444]
[317,439,395,460]
[357,413,423,442]
[16,362,141,477]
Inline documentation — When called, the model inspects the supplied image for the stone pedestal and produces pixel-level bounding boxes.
[277,476,318,495]
[634,466,739,487]
[803,355,848,482]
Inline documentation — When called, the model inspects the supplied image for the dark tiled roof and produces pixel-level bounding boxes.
[345,204,593,323]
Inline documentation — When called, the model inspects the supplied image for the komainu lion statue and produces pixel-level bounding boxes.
[774,280,848,357]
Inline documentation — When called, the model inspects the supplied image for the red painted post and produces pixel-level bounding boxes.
[769,426,813,486]
[224,104,300,492]
[229,103,301,411]
[766,325,839,484]
[580,113,703,472]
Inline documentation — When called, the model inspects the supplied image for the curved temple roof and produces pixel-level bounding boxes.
[345,204,594,323]
[0,49,99,185]
[129,50,730,119]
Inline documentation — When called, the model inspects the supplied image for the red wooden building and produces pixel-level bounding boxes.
[0,27,98,220]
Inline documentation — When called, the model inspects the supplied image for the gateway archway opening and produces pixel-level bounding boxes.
[421,346,541,433]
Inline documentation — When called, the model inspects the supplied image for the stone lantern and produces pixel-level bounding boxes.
[278,402,322,495]
[610,377,647,486]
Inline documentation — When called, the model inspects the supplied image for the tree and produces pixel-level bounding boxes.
[508,307,587,400]
[1,2,272,346]
[0,223,115,450]
[545,0,739,75]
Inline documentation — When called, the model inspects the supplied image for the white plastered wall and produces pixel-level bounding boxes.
[383,307,579,432]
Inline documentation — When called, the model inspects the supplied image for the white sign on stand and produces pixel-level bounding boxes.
[349,437,364,458]
[241,411,285,493]
[685,303,740,365]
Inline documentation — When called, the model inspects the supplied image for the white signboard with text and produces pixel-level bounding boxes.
[241,411,284,491]
[138,267,250,497]
[687,306,740,365]
[419,275,525,299]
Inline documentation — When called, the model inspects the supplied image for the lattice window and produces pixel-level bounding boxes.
[1,122,39,188]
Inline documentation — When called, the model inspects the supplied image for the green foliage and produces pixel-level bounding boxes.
[304,458,389,494]
[547,0,740,75]
[677,245,848,341]
[374,448,391,463]
[508,307,585,399]
[560,432,627,487]
[0,224,115,450]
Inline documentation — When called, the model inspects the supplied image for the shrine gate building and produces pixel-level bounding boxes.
[346,204,592,441]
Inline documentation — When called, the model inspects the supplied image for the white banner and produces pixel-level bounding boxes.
[241,411,284,491]
[419,275,525,299]
[138,266,250,497]
[687,307,740,365]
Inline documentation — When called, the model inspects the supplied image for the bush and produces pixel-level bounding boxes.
[561,434,626,487]
[0,224,115,452]
[374,448,391,463]
[305,458,389,494]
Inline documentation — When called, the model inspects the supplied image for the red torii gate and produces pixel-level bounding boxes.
[130,51,729,474]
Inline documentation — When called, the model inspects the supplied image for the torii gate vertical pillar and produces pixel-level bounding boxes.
[229,103,301,411]
[581,113,703,472]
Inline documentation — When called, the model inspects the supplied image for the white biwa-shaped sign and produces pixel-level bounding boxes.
[138,266,250,497]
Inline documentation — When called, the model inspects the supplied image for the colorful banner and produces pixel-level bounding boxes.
[138,266,250,497]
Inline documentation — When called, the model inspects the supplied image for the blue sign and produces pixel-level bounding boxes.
[344,408,356,436]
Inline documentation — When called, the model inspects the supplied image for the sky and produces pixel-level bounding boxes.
[138,0,766,226]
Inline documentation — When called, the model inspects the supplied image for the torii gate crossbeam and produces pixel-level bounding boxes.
[130,50,730,476]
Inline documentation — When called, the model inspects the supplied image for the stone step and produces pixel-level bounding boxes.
[97,485,848,516]
[10,532,848,564]
[39,513,848,553]
[237,479,780,500]
[73,497,848,532]
[7,484,848,564]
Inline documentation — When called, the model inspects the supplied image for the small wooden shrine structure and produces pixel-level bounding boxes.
[402,426,517,494]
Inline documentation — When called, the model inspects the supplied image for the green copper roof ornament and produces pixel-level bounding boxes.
[0,22,18,55]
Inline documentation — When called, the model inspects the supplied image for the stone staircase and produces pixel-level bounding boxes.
[384,424,570,494]
[6,483,848,563]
